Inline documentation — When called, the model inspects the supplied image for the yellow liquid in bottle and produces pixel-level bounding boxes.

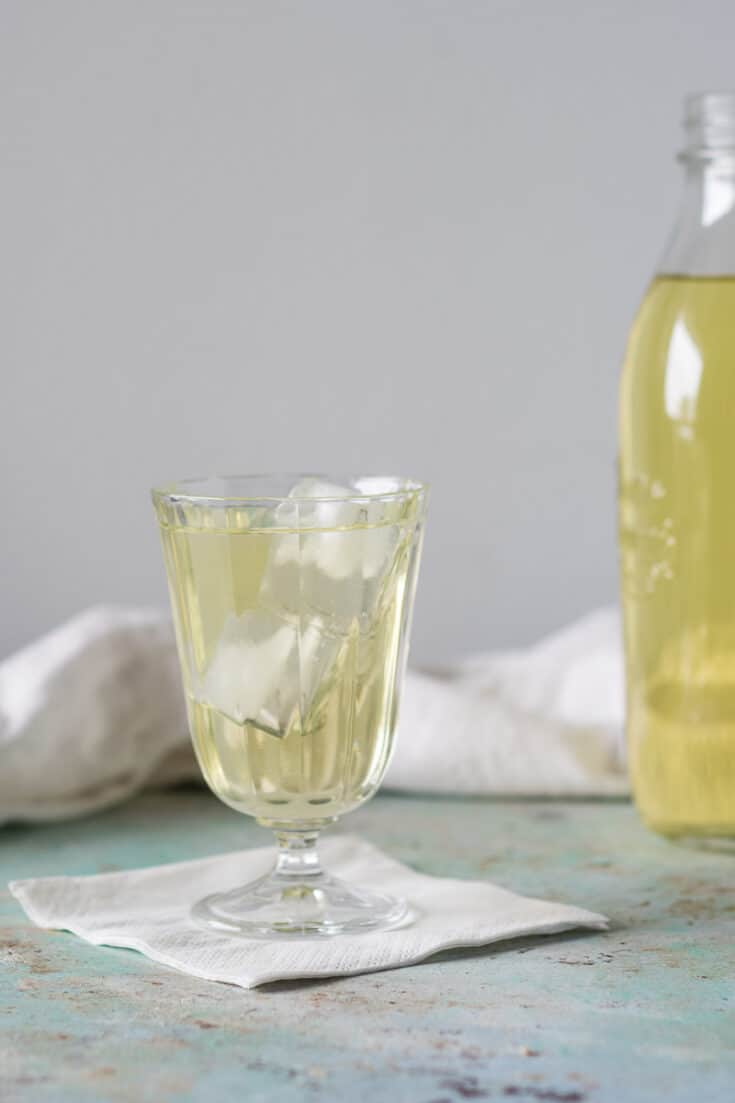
[158,518,418,824]
[620,275,735,836]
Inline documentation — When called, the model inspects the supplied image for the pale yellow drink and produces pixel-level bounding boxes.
[156,490,422,825]
[620,275,735,835]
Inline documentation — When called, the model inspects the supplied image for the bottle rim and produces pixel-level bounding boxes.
[682,91,735,159]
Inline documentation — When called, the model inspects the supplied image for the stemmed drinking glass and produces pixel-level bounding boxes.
[152,474,427,937]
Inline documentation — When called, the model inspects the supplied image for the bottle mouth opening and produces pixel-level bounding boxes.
[682,92,735,158]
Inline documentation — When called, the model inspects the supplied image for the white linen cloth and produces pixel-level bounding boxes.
[10,835,608,988]
[0,605,627,825]
[394,607,626,797]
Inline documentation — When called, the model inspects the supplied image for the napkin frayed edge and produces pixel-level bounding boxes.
[9,877,609,989]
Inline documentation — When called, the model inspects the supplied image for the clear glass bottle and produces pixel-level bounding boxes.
[620,93,735,840]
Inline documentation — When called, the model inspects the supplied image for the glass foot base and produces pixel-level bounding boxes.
[192,868,411,938]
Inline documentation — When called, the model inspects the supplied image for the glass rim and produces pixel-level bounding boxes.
[151,472,429,507]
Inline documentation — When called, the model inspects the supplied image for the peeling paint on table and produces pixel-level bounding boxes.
[2,789,734,1102]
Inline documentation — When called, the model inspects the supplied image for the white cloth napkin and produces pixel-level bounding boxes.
[0,608,192,824]
[0,605,627,825]
[394,608,626,797]
[10,835,608,988]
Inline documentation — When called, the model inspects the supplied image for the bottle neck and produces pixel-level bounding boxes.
[659,93,735,277]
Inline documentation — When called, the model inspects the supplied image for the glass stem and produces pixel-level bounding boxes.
[273,829,323,881]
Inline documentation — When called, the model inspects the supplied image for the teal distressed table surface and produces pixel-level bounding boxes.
[2,789,734,1103]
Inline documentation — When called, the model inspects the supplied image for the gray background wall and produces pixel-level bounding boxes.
[2,0,733,664]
